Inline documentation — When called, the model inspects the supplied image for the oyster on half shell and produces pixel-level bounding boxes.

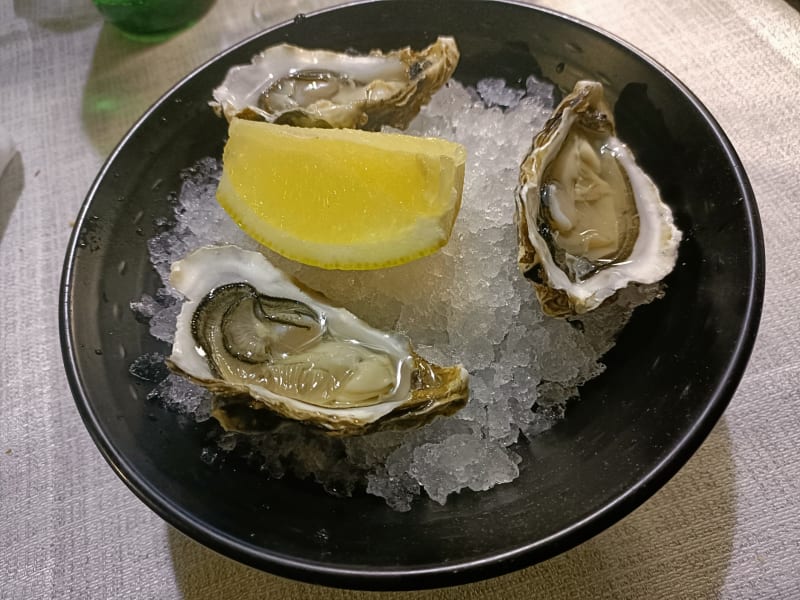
[167,245,469,436]
[210,37,459,131]
[515,80,682,317]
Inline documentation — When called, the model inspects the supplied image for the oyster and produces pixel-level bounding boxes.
[210,37,459,130]
[167,245,469,435]
[515,81,682,317]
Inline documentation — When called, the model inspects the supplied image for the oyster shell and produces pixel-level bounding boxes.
[210,37,459,131]
[515,81,682,317]
[167,245,469,435]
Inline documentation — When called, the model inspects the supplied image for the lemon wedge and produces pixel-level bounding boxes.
[216,118,466,270]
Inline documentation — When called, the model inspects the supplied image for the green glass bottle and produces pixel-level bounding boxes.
[92,0,216,41]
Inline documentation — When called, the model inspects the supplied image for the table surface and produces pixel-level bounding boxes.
[2,0,799,598]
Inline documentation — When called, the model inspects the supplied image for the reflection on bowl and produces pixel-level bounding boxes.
[61,0,763,590]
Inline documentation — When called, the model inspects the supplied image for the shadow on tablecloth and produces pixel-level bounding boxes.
[165,419,736,599]
[0,153,24,243]
[80,26,166,159]
[78,2,251,161]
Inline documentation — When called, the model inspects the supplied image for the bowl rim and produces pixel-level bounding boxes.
[60,0,766,590]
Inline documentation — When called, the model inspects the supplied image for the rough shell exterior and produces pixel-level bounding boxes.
[515,81,681,317]
[167,246,469,436]
[210,37,460,131]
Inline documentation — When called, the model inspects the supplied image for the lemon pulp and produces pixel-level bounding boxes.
[216,118,466,270]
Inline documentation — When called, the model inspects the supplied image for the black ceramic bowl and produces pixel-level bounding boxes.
[60,0,764,590]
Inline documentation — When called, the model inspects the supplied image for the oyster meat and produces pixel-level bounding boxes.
[210,37,459,131]
[167,245,469,435]
[515,80,682,317]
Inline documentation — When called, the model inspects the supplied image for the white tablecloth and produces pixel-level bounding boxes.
[2,0,799,597]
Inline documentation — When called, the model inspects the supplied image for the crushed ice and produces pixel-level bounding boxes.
[131,76,655,511]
